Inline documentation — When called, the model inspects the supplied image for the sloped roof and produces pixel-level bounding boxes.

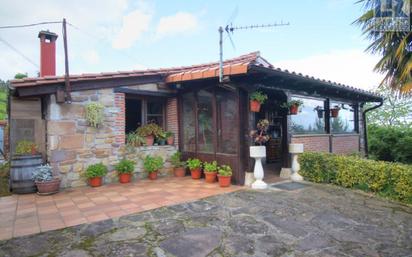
[10,51,381,100]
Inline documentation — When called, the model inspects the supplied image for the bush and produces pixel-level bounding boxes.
[85,163,108,179]
[32,164,53,182]
[186,158,202,170]
[114,159,135,174]
[143,156,163,173]
[299,152,412,204]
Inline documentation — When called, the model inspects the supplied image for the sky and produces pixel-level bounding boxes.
[0,0,384,90]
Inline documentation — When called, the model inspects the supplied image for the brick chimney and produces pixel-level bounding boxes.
[38,31,58,77]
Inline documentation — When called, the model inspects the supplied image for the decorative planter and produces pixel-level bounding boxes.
[205,172,217,183]
[316,110,323,118]
[158,139,166,146]
[174,167,186,177]
[148,171,158,180]
[190,168,202,179]
[118,173,132,184]
[289,143,304,181]
[167,136,174,145]
[89,177,103,187]
[217,175,231,187]
[330,108,340,118]
[250,100,261,112]
[289,104,299,115]
[250,146,267,189]
[35,178,60,195]
[146,135,155,146]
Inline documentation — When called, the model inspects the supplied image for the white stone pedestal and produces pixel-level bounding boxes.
[250,146,267,189]
[289,143,304,181]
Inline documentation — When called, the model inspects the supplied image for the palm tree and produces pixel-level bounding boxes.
[355,0,412,94]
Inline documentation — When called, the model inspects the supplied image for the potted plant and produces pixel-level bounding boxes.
[249,91,268,112]
[203,161,218,183]
[282,100,303,115]
[15,140,37,155]
[115,159,135,184]
[157,131,167,146]
[249,119,270,189]
[186,158,202,179]
[143,156,164,180]
[85,163,108,187]
[165,131,174,145]
[136,123,162,146]
[217,165,232,187]
[330,105,341,118]
[32,164,60,195]
[314,106,324,119]
[170,151,186,177]
[126,132,145,147]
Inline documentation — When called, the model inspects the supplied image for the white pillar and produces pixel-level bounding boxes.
[250,146,268,189]
[289,143,304,181]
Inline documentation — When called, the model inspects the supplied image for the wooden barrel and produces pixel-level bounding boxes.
[10,154,42,194]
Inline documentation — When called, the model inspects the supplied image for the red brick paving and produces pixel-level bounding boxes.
[0,176,241,240]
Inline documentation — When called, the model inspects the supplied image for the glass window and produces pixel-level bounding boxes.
[182,93,196,152]
[330,102,356,134]
[216,88,237,154]
[291,96,326,134]
[147,101,164,127]
[125,97,164,136]
[197,90,214,153]
[125,98,142,134]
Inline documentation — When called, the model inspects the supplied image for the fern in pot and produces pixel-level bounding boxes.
[32,164,60,195]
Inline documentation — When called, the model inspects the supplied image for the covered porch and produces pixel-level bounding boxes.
[0,176,241,240]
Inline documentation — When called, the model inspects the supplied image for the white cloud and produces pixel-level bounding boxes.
[112,8,152,49]
[155,12,198,39]
[83,50,100,65]
[271,49,384,90]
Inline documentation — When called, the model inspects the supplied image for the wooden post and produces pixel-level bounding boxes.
[62,18,72,103]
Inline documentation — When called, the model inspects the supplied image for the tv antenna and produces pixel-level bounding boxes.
[218,21,290,82]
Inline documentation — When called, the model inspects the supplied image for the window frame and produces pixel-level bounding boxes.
[125,95,167,131]
[290,95,328,135]
[329,99,358,134]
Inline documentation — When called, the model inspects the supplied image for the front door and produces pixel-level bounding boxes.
[180,86,241,184]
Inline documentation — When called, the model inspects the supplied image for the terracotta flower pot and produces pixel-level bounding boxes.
[174,167,186,177]
[250,100,261,112]
[146,135,155,146]
[89,177,103,187]
[118,173,132,183]
[190,168,202,179]
[217,175,232,187]
[148,171,158,180]
[167,136,174,145]
[330,108,340,118]
[205,172,217,183]
[289,104,299,115]
[35,178,60,195]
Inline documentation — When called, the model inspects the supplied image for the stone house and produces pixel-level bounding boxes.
[9,31,383,188]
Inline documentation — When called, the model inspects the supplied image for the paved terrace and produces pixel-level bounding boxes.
[0,177,240,240]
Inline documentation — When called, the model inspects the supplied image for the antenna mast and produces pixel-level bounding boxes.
[218,21,289,83]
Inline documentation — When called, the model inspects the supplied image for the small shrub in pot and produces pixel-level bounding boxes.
[143,156,164,180]
[136,123,163,146]
[249,91,268,112]
[165,131,174,145]
[171,151,186,177]
[32,164,60,195]
[115,159,135,184]
[204,161,218,183]
[186,158,202,179]
[85,163,108,187]
[217,165,232,187]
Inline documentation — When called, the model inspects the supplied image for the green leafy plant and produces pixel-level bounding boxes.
[165,131,173,138]
[299,152,412,204]
[115,159,135,174]
[281,99,304,109]
[85,102,104,128]
[170,151,185,168]
[136,123,163,137]
[126,132,145,147]
[84,163,108,179]
[32,164,53,182]
[204,161,218,173]
[143,156,164,173]
[218,165,233,176]
[186,158,202,170]
[15,140,37,155]
[249,91,268,104]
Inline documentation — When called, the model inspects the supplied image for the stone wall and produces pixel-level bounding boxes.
[47,88,177,188]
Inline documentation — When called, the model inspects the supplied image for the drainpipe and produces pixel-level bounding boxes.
[362,99,383,157]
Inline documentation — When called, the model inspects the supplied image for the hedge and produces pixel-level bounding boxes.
[299,152,412,204]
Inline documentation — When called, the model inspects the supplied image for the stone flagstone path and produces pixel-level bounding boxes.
[0,183,411,257]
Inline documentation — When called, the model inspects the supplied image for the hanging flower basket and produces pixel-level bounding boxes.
[250,100,261,112]
[330,106,340,118]
[289,104,299,115]
[281,100,303,115]
[249,91,268,112]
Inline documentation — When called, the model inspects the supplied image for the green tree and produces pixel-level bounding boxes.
[366,86,412,127]
[355,0,412,93]
[14,73,27,79]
